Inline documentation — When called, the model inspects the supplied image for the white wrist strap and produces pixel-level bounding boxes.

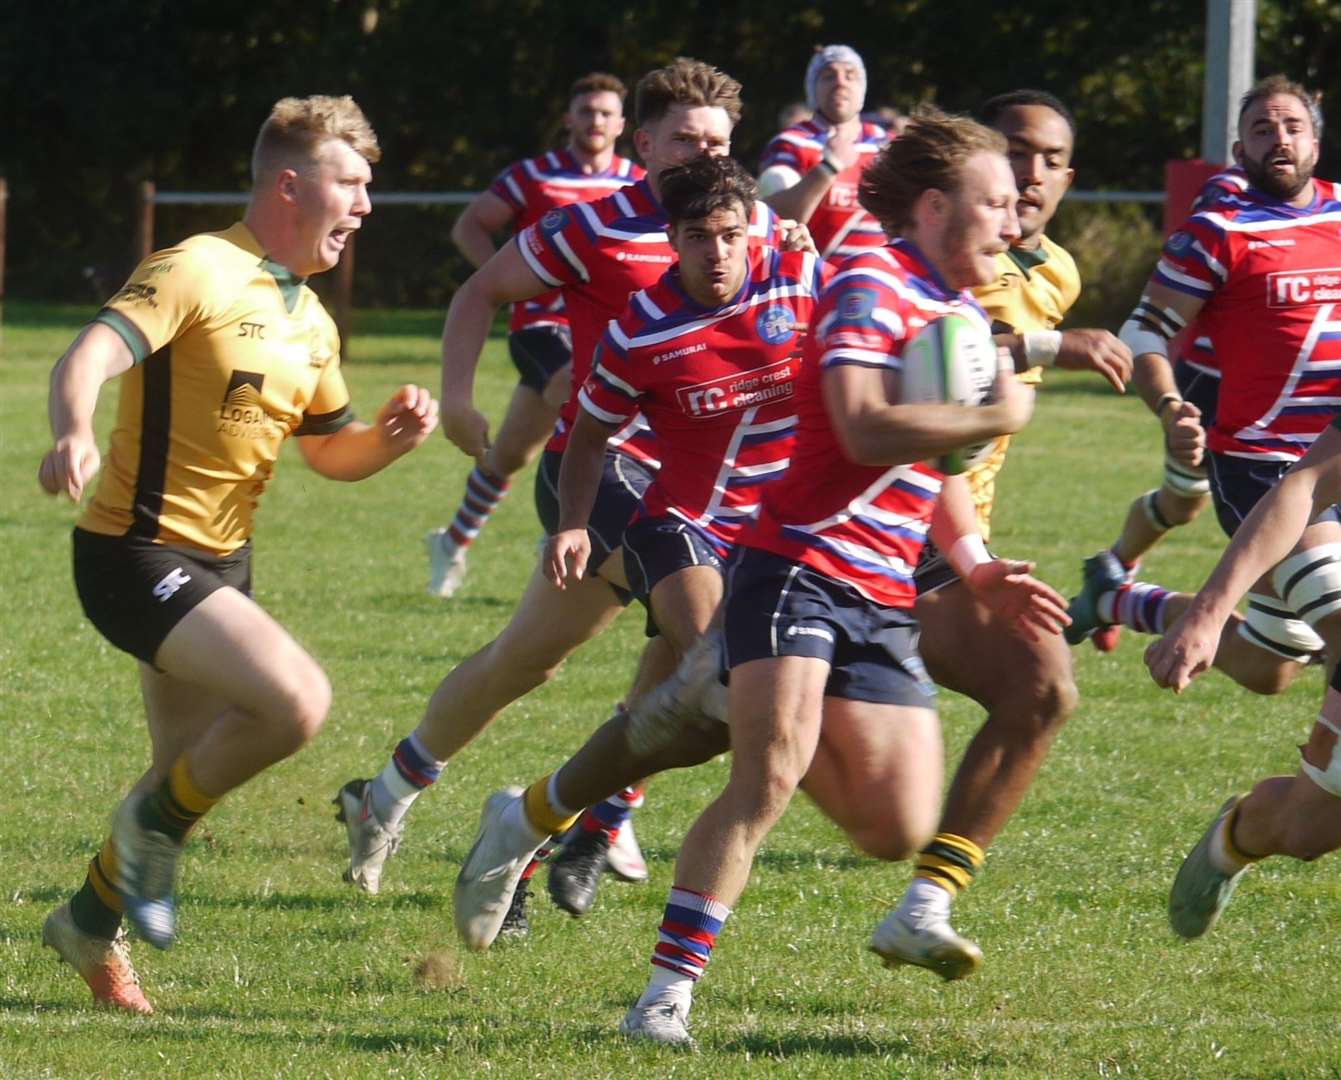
[947,534,991,579]
[1023,330,1062,366]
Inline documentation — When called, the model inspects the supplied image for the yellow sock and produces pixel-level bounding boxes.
[88,836,123,912]
[1220,803,1263,867]
[914,832,986,899]
[523,773,581,836]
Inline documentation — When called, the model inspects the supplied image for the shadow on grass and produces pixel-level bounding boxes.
[194,890,442,913]
[716,1029,914,1060]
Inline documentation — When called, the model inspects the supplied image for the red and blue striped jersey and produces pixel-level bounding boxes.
[515,177,780,463]
[488,150,643,333]
[1177,167,1249,378]
[743,240,991,609]
[1157,178,1341,460]
[759,119,889,263]
[579,245,826,550]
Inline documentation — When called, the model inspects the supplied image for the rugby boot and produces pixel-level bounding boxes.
[334,778,402,895]
[454,787,543,951]
[498,875,531,939]
[868,907,983,981]
[619,998,695,1048]
[113,795,181,950]
[548,827,610,916]
[426,528,469,599]
[1064,550,1126,645]
[1169,796,1252,939]
[606,818,649,883]
[42,903,153,1015]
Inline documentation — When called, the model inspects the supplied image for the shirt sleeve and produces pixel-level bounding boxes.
[488,162,527,214]
[578,320,643,427]
[1153,214,1231,301]
[515,202,599,289]
[94,244,217,363]
[814,275,904,372]
[759,132,807,174]
[294,311,354,436]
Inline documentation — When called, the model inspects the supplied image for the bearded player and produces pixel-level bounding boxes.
[428,73,644,599]
[1066,77,1341,701]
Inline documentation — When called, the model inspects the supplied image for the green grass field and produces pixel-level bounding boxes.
[3,300,1340,1077]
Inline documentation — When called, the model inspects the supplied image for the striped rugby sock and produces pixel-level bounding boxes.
[912,833,985,900]
[370,732,445,829]
[576,785,645,842]
[69,836,124,940]
[1103,582,1173,635]
[647,886,731,992]
[137,756,218,844]
[448,466,510,550]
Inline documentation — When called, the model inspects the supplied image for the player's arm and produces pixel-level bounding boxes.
[823,360,1034,467]
[441,242,548,460]
[38,322,136,500]
[543,407,617,588]
[1120,278,1209,467]
[450,190,516,270]
[296,385,439,481]
[759,129,858,225]
[996,327,1132,393]
[1147,423,1341,692]
[928,474,1069,641]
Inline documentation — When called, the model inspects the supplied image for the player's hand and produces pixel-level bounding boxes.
[987,367,1036,436]
[777,219,818,256]
[822,128,860,172]
[1145,607,1223,693]
[442,401,491,463]
[375,385,439,454]
[543,528,590,589]
[38,434,101,502]
[1162,399,1204,468]
[1055,329,1132,393]
[966,559,1071,642]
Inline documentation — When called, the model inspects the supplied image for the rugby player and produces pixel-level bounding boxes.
[37,96,438,1014]
[1085,167,1247,653]
[1066,77,1341,697]
[758,45,889,263]
[335,59,784,909]
[877,90,1133,981]
[429,73,644,599]
[1147,417,1341,939]
[616,110,1068,1046]
[449,154,822,947]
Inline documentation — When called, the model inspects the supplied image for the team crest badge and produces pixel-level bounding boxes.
[756,305,796,345]
[837,287,877,322]
[540,208,569,234]
[1166,230,1193,255]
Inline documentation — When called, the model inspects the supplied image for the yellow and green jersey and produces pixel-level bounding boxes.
[79,222,353,556]
[968,233,1081,537]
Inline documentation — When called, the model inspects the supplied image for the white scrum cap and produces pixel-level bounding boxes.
[805,45,867,113]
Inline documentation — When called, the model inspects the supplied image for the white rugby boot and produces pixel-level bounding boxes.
[626,632,727,756]
[454,787,544,951]
[619,998,695,1048]
[42,903,154,1015]
[426,528,469,599]
[333,779,402,895]
[1169,795,1252,939]
[113,795,181,950]
[868,907,983,982]
[607,818,649,883]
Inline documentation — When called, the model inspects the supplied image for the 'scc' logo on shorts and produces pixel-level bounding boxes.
[153,567,193,603]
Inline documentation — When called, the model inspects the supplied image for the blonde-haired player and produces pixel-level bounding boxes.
[38,95,437,1014]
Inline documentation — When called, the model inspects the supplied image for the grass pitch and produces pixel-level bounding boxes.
[3,301,1340,1077]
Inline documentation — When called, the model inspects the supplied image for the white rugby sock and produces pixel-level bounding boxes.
[894,878,953,923]
[636,965,694,1010]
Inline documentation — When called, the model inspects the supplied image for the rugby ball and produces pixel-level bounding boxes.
[899,313,999,474]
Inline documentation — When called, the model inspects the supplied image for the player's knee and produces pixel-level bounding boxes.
[1229,654,1297,696]
[986,657,1077,734]
[733,760,803,825]
[849,821,931,863]
[272,660,331,752]
[1157,487,1207,527]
